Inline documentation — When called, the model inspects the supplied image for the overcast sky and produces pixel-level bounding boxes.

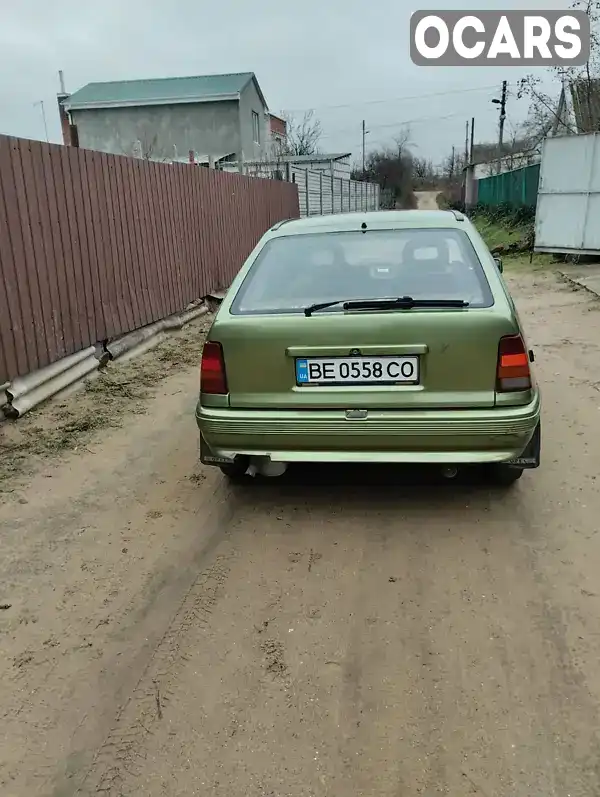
[0,0,575,166]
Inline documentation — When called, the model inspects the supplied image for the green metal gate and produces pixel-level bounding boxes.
[476,163,540,209]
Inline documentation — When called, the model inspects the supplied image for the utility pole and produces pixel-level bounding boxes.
[469,116,475,164]
[34,100,49,142]
[493,80,507,174]
[362,119,367,173]
[463,120,469,203]
[450,146,455,178]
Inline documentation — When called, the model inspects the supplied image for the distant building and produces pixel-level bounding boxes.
[269,114,287,154]
[58,72,272,167]
[284,152,352,180]
[554,78,600,135]
[230,152,353,181]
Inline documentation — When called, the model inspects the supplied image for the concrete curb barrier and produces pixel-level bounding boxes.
[2,302,210,420]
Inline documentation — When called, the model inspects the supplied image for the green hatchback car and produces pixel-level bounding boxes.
[196,209,540,486]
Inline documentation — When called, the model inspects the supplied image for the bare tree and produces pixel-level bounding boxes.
[353,136,416,209]
[121,125,172,162]
[281,110,323,156]
[518,0,600,135]
[393,127,413,160]
[412,156,437,189]
[242,148,290,180]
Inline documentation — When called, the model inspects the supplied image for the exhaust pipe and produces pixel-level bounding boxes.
[441,465,458,479]
[245,457,288,478]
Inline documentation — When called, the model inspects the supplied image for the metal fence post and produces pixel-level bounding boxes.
[305,168,310,216]
[320,172,323,215]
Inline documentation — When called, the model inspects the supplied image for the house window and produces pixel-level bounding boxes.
[252,110,260,144]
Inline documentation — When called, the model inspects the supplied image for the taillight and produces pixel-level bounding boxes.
[496,334,531,392]
[200,341,228,394]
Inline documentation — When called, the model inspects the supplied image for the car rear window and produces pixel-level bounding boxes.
[230,227,494,315]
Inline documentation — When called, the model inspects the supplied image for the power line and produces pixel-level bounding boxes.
[318,105,498,141]
[280,83,506,114]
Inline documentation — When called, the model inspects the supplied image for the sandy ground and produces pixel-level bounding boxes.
[3,226,600,795]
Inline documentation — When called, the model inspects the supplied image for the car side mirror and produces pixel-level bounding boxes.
[494,257,503,273]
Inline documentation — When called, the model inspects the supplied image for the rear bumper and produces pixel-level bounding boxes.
[196,394,541,465]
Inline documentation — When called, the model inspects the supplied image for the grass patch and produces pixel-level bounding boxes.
[463,206,557,272]
[472,216,530,251]
[501,252,555,272]
[0,314,211,490]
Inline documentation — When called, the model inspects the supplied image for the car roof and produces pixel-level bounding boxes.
[269,209,467,237]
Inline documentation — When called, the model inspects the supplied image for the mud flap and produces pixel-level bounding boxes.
[199,433,235,467]
[505,421,541,469]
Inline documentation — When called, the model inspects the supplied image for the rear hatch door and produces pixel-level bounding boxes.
[216,307,516,409]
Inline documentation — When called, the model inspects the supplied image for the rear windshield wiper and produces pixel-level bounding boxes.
[304,296,469,316]
[345,297,469,311]
[304,299,346,316]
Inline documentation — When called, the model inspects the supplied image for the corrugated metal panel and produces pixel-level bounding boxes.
[65,72,254,109]
[291,164,379,218]
[307,170,323,216]
[535,132,600,254]
[0,134,300,384]
[476,163,540,209]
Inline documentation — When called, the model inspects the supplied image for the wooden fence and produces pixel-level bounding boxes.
[0,135,299,384]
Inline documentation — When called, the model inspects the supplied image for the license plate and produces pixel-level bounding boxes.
[295,356,419,386]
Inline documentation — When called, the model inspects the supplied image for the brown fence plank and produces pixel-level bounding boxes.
[40,144,70,359]
[28,140,64,363]
[106,153,136,333]
[50,146,82,352]
[171,164,189,309]
[0,140,27,377]
[194,167,211,299]
[120,156,149,330]
[180,166,195,302]
[97,153,123,334]
[127,158,155,323]
[114,155,143,330]
[11,139,47,371]
[18,138,54,367]
[187,167,204,301]
[152,161,178,316]
[167,163,186,309]
[82,149,109,339]
[66,144,98,344]
[0,135,299,384]
[59,146,89,350]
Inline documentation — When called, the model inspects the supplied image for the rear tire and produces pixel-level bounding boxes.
[487,464,524,487]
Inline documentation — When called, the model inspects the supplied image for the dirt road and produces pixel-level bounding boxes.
[415,190,440,210]
[3,265,600,796]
